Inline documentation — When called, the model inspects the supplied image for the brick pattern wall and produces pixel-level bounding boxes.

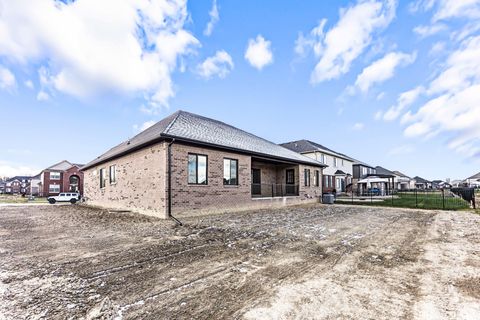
[170,143,252,215]
[83,143,167,218]
[299,165,323,199]
[41,171,63,196]
[83,141,324,218]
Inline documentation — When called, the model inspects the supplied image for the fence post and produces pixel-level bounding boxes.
[415,189,418,208]
[352,188,354,204]
[392,190,394,206]
[271,184,274,198]
[442,188,445,210]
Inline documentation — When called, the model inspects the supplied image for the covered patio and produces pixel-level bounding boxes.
[251,157,300,198]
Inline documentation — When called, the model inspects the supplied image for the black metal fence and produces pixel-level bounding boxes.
[251,183,299,198]
[336,188,474,210]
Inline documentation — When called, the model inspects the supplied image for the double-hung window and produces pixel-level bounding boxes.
[188,154,208,185]
[314,170,320,187]
[223,158,238,185]
[109,165,116,184]
[304,169,311,187]
[99,168,106,188]
[50,172,60,180]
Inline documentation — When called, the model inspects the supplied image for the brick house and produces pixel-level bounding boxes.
[281,140,355,194]
[4,176,31,194]
[81,111,326,218]
[37,161,84,196]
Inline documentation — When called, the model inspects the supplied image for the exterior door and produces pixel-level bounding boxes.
[251,169,261,196]
[285,169,295,195]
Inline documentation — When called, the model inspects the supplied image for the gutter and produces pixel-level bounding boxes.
[167,138,182,226]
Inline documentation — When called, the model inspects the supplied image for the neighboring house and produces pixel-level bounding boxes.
[280,139,354,194]
[354,166,396,196]
[392,170,416,189]
[0,179,5,194]
[81,111,326,218]
[30,174,42,196]
[430,179,454,189]
[413,176,432,189]
[37,161,84,196]
[4,176,31,194]
[466,172,480,187]
[352,160,376,191]
[450,179,464,187]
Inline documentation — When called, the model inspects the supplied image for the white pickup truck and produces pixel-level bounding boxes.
[48,193,81,204]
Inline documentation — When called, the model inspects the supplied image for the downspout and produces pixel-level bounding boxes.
[167,138,182,226]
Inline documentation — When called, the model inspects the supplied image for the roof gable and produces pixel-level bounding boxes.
[47,160,74,171]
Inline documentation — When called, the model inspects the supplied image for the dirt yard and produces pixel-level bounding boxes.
[1,204,479,319]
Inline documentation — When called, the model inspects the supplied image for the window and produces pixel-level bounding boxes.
[321,154,326,164]
[304,169,310,187]
[286,169,295,184]
[49,184,60,193]
[314,170,320,187]
[188,154,208,185]
[362,167,367,175]
[109,165,116,184]
[50,172,60,180]
[334,158,338,167]
[99,168,106,188]
[342,159,344,166]
[223,158,238,185]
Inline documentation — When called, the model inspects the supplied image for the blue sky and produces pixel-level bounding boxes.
[0,0,479,181]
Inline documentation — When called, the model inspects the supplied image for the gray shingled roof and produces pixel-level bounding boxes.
[82,111,325,170]
[414,176,431,184]
[280,140,354,161]
[467,172,480,180]
[375,166,396,176]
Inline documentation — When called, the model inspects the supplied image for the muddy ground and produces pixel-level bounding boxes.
[0,204,479,319]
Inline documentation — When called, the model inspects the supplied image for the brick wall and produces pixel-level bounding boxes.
[83,142,168,218]
[169,143,252,215]
[82,141,324,218]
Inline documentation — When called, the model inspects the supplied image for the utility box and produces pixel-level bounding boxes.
[322,193,335,204]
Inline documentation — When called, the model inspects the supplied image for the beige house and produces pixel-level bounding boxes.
[81,111,326,218]
[281,140,354,193]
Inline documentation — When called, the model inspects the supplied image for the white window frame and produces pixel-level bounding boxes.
[50,172,60,180]
[49,184,60,193]
[109,165,116,184]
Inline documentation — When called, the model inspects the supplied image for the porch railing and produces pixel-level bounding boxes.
[251,183,299,198]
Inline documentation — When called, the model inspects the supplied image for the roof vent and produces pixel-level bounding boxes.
[127,140,131,145]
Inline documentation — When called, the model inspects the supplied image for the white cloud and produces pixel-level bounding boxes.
[0,0,199,113]
[0,66,16,90]
[133,120,156,133]
[401,35,480,158]
[352,122,365,130]
[413,23,447,37]
[409,0,480,21]
[203,0,219,36]
[432,0,480,22]
[299,0,397,84]
[388,145,414,156]
[0,161,40,177]
[383,86,424,121]
[374,110,383,120]
[429,41,446,56]
[354,51,416,93]
[24,80,34,89]
[244,35,273,70]
[196,50,234,79]
[36,91,50,101]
